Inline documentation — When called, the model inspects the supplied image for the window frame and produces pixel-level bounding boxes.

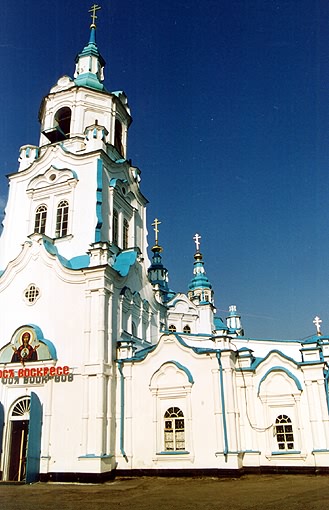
[112,209,119,245]
[123,218,129,250]
[34,204,47,234]
[55,200,69,238]
[164,407,185,452]
[274,414,294,451]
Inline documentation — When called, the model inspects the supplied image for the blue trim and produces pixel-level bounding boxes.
[109,178,128,188]
[122,333,217,363]
[95,159,103,242]
[112,250,138,277]
[156,451,190,455]
[312,449,329,453]
[0,402,4,455]
[216,450,240,455]
[324,369,329,417]
[26,392,42,483]
[117,361,128,462]
[299,360,323,365]
[271,450,301,455]
[155,361,194,384]
[250,350,300,370]
[236,337,300,343]
[216,352,228,456]
[69,255,91,269]
[43,239,90,270]
[26,324,57,360]
[258,367,302,395]
[78,454,114,459]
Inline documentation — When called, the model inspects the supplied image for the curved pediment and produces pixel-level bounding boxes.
[27,166,78,192]
[49,75,75,93]
[150,361,194,390]
[167,293,197,314]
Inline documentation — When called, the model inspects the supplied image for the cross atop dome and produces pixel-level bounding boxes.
[188,233,214,305]
[89,4,101,29]
[152,218,162,252]
[193,233,201,253]
[313,316,322,336]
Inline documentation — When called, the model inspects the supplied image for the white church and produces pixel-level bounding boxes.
[0,8,329,483]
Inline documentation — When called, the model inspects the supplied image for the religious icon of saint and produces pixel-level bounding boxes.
[11,331,39,363]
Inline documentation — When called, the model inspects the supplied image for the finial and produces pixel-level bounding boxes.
[313,316,323,336]
[89,4,101,29]
[152,218,162,252]
[193,233,201,252]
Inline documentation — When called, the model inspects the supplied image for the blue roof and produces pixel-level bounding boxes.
[43,239,90,269]
[112,250,138,277]
[214,317,229,330]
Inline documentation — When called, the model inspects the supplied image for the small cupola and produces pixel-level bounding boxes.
[148,218,175,303]
[187,233,214,305]
[74,5,106,91]
[226,305,244,336]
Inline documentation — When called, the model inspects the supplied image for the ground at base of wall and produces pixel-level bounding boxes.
[1,474,329,510]
[36,464,329,483]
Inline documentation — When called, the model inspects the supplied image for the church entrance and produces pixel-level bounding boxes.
[5,393,42,483]
[8,419,29,481]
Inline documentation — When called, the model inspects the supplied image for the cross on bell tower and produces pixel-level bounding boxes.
[89,4,101,29]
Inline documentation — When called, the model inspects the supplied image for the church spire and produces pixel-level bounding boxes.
[74,5,106,91]
[188,234,214,305]
[148,219,174,302]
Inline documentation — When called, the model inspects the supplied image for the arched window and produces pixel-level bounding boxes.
[55,200,69,238]
[132,321,137,338]
[164,407,185,451]
[168,324,176,333]
[123,218,129,249]
[34,204,47,234]
[55,107,71,137]
[275,415,294,450]
[11,397,31,419]
[183,325,191,334]
[114,119,123,155]
[113,209,118,245]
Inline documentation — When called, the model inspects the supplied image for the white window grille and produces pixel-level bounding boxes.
[164,407,185,451]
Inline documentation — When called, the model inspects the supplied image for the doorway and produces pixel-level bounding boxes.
[8,419,29,481]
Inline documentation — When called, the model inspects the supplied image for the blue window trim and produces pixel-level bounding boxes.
[156,451,190,456]
[78,454,114,459]
[271,450,301,455]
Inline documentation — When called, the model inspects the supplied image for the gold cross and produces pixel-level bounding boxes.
[152,218,161,246]
[89,4,101,28]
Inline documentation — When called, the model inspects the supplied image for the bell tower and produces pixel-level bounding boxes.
[0,6,149,270]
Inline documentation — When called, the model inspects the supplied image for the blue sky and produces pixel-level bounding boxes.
[1,0,329,340]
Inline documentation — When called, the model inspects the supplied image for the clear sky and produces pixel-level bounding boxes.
[1,0,329,340]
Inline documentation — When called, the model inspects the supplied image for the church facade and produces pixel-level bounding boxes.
[0,15,329,483]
